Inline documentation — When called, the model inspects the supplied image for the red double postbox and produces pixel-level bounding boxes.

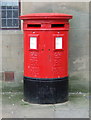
[20,13,72,104]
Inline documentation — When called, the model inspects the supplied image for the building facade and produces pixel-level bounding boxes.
[0,1,89,92]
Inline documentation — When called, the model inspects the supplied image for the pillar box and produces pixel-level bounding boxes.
[20,13,72,104]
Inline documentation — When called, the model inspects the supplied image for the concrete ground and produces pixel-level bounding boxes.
[2,92,89,118]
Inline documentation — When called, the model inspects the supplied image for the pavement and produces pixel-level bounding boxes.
[2,92,89,118]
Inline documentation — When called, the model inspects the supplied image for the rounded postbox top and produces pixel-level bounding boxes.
[20,13,72,20]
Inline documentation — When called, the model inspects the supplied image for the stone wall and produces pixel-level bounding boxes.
[1,2,89,92]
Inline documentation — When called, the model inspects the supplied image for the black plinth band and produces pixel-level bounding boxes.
[24,76,69,104]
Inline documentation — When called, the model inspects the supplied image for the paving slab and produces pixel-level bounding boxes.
[2,92,89,118]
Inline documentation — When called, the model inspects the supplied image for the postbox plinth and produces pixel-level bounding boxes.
[20,13,72,104]
[24,77,68,104]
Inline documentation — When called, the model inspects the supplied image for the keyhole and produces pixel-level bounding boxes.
[42,49,44,51]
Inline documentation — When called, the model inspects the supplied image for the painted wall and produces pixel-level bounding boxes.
[1,2,89,92]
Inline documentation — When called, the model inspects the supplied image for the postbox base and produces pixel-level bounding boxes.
[24,76,68,104]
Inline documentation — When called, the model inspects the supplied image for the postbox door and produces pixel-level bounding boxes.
[39,31,67,78]
[52,32,68,78]
[27,31,53,78]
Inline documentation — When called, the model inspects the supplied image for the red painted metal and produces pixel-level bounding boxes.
[20,13,72,79]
